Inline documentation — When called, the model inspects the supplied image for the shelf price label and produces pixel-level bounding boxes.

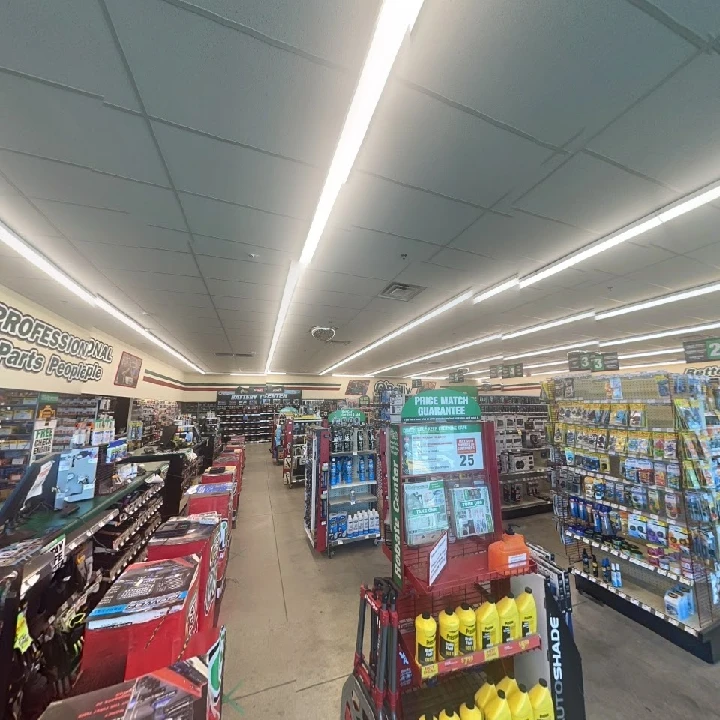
[483,645,500,662]
[421,663,438,679]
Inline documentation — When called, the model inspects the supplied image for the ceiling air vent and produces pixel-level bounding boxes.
[378,282,425,302]
[215,352,256,357]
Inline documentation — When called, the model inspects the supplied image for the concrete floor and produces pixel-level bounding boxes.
[221,445,720,719]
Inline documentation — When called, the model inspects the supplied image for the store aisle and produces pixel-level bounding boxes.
[220,446,720,720]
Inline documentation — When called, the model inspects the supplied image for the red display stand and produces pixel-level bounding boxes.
[80,557,201,689]
[44,627,226,720]
[147,515,222,642]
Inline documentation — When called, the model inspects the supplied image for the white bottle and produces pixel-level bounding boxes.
[349,513,356,537]
[372,509,379,533]
[364,510,370,534]
[352,513,359,537]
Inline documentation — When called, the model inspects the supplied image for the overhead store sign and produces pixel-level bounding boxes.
[328,408,366,423]
[567,351,619,372]
[490,363,524,379]
[400,389,482,422]
[683,338,720,364]
[0,299,113,383]
[216,385,302,406]
[448,369,465,383]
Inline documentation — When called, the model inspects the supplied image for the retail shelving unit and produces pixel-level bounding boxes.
[304,409,380,557]
[51,395,99,453]
[339,390,586,720]
[477,394,553,519]
[129,399,179,447]
[283,416,319,487]
[215,405,274,443]
[0,391,39,501]
[551,371,720,661]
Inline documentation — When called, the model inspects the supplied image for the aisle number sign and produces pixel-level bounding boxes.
[567,351,619,372]
[684,338,720,364]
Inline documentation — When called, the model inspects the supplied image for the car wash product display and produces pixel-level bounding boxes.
[339,390,586,720]
[283,415,319,486]
[551,371,720,661]
[303,410,380,556]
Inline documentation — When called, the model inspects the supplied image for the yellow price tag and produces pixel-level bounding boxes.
[14,611,32,653]
[483,645,500,662]
[421,663,438,679]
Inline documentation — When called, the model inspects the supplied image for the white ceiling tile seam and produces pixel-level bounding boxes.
[0,221,206,373]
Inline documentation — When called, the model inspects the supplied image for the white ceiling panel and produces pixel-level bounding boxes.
[0,77,167,185]
[637,206,720,255]
[0,152,185,228]
[0,0,140,110]
[33,202,191,252]
[397,0,693,146]
[212,296,278,314]
[588,55,720,193]
[204,279,279,302]
[285,304,360,325]
[640,2,720,41]
[132,289,213,309]
[584,275,673,306]
[332,172,481,244]
[291,286,370,310]
[153,122,322,217]
[580,241,678,277]
[619,256,720,292]
[105,0,354,166]
[515,153,678,235]
[358,81,556,206]
[424,248,518,286]
[0,193,62,238]
[310,226,438,280]
[685,241,720,270]
[296,269,388,297]
[179,194,306,254]
[75,242,198,276]
[151,305,219,321]
[192,235,291,267]
[107,269,208,295]
[391,261,477,291]
[184,0,379,68]
[196,256,287,286]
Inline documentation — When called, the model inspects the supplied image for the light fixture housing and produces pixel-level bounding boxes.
[501,311,595,340]
[472,277,518,304]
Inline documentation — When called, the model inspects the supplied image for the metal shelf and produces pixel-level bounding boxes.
[328,492,377,506]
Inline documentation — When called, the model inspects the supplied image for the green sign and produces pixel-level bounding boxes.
[328,408,367,423]
[389,426,402,589]
[568,351,619,372]
[358,395,370,406]
[279,406,298,415]
[400,390,482,422]
[684,338,720,363]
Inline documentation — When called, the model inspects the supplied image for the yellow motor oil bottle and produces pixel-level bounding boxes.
[496,594,520,642]
[455,603,477,654]
[475,680,497,711]
[497,674,518,699]
[515,587,537,637]
[476,599,500,649]
[459,698,484,720]
[485,690,511,720]
[438,607,460,659]
[507,684,533,720]
[439,708,460,720]
[528,679,555,720]
[415,612,437,665]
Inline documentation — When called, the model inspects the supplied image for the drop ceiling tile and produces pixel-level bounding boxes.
[150,305,219,321]
[0,0,140,109]
[297,269,388,297]
[154,122,322,218]
[619,256,719,292]
[286,303,359,324]
[134,290,213,309]
[588,55,720,193]
[180,194,306,254]
[197,256,286,285]
[637,206,720,254]
[332,172,481,244]
[515,153,678,236]
[0,152,185,228]
[582,241,677,277]
[204,278,279,301]
[75,242,198,276]
[424,248,516,287]
[192,234,291,267]
[0,78,167,184]
[0,174,20,196]
[105,0,354,166]
[212,296,278,314]
[216,309,273,325]
[586,276,671,306]
[649,1,720,34]
[685,241,720,270]
[185,0,379,68]
[398,0,692,146]
[0,259,48,282]
[0,193,62,237]
[391,261,476,291]
[291,286,370,310]
[358,81,555,206]
[106,268,208,295]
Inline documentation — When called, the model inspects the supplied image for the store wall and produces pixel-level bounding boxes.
[0,284,183,400]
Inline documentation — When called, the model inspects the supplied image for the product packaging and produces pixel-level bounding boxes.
[403,479,449,545]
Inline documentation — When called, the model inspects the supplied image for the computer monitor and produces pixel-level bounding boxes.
[159,424,179,447]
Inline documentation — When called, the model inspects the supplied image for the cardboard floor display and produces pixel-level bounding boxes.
[203,465,239,521]
[42,627,226,720]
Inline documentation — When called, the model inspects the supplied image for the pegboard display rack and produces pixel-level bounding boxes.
[550,371,720,661]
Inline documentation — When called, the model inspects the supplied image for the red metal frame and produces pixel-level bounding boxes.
[282,418,294,485]
[314,428,331,554]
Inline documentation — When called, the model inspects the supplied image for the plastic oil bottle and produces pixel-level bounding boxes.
[507,684,533,720]
[496,593,520,642]
[475,679,498,711]
[455,603,476,654]
[438,607,460,659]
[459,699,483,720]
[497,673,518,699]
[415,612,437,665]
[476,598,500,648]
[528,679,555,720]
[439,708,460,720]
[485,689,511,720]
[515,587,537,637]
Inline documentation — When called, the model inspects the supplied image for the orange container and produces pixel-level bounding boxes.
[488,532,530,573]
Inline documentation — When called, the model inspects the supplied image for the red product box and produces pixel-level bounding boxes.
[80,557,201,689]
[44,627,227,720]
[202,466,238,520]
[147,515,222,643]
[184,483,233,597]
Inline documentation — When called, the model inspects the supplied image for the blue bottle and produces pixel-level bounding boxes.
[344,457,353,484]
[330,458,338,486]
[358,457,366,482]
[368,456,375,482]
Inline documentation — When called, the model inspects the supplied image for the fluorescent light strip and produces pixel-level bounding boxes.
[332,374,373,378]
[408,376,448,380]
[322,290,473,374]
[472,277,518,304]
[265,261,302,374]
[505,341,600,360]
[597,281,720,320]
[617,348,682,360]
[599,321,720,347]
[502,311,595,340]
[409,354,504,378]
[523,359,568,369]
[622,360,685,370]
[229,372,287,376]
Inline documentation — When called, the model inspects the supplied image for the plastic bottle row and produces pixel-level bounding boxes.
[330,456,375,485]
[419,676,554,720]
[329,510,380,541]
[415,590,537,664]
[331,424,375,453]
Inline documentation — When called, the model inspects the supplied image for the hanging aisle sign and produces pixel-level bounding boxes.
[567,351,619,372]
[400,389,482,422]
[217,385,302,405]
[328,408,366,423]
[683,338,720,364]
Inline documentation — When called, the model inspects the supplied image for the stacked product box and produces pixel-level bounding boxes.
[204,465,239,521]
